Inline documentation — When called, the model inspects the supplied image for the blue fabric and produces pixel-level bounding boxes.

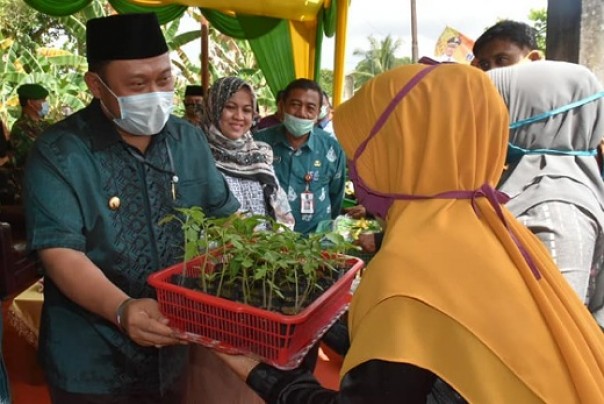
[0,312,10,403]
[254,124,346,235]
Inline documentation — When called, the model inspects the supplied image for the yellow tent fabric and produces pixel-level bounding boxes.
[126,0,348,104]
[127,0,324,21]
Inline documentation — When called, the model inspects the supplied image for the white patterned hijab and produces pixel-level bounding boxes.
[488,61,604,229]
[203,77,294,229]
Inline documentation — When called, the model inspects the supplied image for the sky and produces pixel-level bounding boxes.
[321,0,547,73]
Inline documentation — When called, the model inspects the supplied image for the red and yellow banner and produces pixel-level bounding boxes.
[433,26,475,64]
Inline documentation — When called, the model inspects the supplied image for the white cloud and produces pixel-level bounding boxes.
[321,0,547,73]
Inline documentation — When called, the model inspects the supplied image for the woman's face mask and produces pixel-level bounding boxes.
[283,113,315,138]
[347,65,441,221]
[97,76,174,136]
[348,161,394,220]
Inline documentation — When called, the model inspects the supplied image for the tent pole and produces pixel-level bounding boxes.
[333,0,349,106]
[201,17,209,93]
[410,0,418,63]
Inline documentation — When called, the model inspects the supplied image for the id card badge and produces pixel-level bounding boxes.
[300,191,315,214]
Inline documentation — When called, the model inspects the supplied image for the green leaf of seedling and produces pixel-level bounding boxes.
[241,257,254,268]
[254,266,267,280]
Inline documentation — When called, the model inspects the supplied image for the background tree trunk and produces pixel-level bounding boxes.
[546,0,581,63]
[579,0,604,84]
[546,0,604,84]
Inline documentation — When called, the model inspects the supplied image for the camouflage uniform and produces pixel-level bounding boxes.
[9,115,49,201]
[10,114,49,169]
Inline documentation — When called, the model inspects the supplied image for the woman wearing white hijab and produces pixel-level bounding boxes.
[488,61,604,326]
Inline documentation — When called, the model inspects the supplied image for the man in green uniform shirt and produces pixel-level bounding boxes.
[10,83,51,169]
[9,83,50,201]
[254,79,346,235]
[23,13,239,403]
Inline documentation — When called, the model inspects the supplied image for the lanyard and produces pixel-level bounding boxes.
[125,137,179,200]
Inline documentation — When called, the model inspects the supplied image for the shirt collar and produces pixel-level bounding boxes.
[86,99,180,152]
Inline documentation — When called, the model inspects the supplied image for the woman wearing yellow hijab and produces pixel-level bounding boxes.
[215,64,604,403]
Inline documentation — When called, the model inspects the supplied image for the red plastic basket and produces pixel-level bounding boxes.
[148,254,363,370]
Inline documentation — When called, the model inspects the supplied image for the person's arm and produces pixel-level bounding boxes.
[39,248,184,347]
[329,145,346,219]
[216,354,438,404]
[374,232,384,251]
[0,122,8,164]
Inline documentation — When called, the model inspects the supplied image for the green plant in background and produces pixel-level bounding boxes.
[352,34,411,91]
[0,0,107,126]
[0,2,276,125]
[528,8,547,52]
[161,207,356,314]
[175,9,276,116]
[318,69,334,101]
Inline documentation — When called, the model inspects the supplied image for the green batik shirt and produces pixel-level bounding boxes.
[10,114,50,168]
[255,124,346,235]
[24,101,239,395]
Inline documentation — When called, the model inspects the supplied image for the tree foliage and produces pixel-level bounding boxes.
[528,8,547,51]
[318,69,334,100]
[351,34,411,90]
[0,3,273,123]
[169,9,274,116]
[0,0,107,125]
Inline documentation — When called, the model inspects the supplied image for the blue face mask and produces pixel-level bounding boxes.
[283,113,315,138]
[39,101,50,118]
[506,91,604,164]
[318,105,329,120]
[509,91,604,130]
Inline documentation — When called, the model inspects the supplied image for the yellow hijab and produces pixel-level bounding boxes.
[333,64,604,403]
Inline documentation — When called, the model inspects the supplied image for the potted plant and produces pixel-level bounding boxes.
[149,207,364,369]
[160,207,356,314]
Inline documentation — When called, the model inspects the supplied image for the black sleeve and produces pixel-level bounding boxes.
[247,359,438,404]
[0,126,8,157]
[373,232,384,251]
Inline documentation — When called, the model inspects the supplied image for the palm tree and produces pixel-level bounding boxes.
[352,34,411,90]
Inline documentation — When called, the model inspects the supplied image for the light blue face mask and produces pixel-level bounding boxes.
[39,101,50,118]
[318,105,329,120]
[283,113,315,138]
[506,91,604,164]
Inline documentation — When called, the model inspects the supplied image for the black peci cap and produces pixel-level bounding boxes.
[184,85,204,97]
[86,13,168,64]
[17,84,49,99]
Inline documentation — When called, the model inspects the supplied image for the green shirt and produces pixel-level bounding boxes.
[10,114,50,168]
[24,101,239,395]
[254,124,346,235]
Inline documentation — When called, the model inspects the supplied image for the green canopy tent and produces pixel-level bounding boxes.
[22,0,351,105]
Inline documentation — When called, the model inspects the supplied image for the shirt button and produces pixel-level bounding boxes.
[108,196,121,210]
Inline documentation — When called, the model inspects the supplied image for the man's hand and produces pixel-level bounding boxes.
[344,205,367,219]
[355,232,377,253]
[121,298,188,348]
